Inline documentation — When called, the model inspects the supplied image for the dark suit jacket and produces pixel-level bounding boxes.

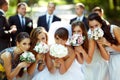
[70,17,89,31]
[37,14,61,32]
[0,11,11,51]
[8,14,33,46]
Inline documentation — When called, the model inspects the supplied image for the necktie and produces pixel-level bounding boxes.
[21,16,25,28]
[47,16,51,28]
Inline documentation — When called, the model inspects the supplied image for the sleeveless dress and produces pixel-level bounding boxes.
[82,45,109,80]
[0,47,32,80]
[105,25,120,80]
[83,30,109,80]
[32,59,85,80]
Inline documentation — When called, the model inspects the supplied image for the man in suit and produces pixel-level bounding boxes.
[9,2,33,46]
[70,3,89,31]
[92,6,110,25]
[0,0,17,51]
[37,2,61,32]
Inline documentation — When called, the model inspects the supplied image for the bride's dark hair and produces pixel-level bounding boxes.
[54,27,68,40]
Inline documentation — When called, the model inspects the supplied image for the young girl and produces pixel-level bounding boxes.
[88,12,120,80]
[0,32,32,80]
[71,21,108,80]
[46,27,84,80]
[29,27,49,80]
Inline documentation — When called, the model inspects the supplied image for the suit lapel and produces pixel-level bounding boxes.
[0,11,4,16]
[52,15,55,22]
[17,15,25,30]
[75,17,77,21]
[82,17,86,22]
[44,15,47,24]
[17,15,22,28]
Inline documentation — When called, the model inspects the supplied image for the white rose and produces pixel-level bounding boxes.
[91,27,104,40]
[94,36,99,40]
[34,42,49,54]
[50,44,68,58]
[22,51,28,58]
[20,51,36,63]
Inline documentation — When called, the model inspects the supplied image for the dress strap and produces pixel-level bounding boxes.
[110,25,117,38]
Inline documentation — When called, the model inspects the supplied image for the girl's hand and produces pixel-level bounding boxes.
[36,54,45,63]
[74,46,84,53]
[97,37,111,46]
[18,62,30,68]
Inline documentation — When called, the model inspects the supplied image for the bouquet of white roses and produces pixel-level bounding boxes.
[50,44,68,58]
[34,42,49,54]
[91,27,104,40]
[20,51,35,63]
[69,34,85,46]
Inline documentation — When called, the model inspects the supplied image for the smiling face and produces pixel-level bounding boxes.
[37,32,47,43]
[89,20,102,31]
[17,38,30,52]
[72,25,83,35]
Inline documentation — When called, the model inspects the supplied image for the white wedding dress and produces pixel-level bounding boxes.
[32,59,84,80]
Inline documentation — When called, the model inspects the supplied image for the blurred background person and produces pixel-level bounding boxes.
[92,6,110,25]
[37,2,61,32]
[8,2,33,46]
[70,3,89,31]
[0,0,17,51]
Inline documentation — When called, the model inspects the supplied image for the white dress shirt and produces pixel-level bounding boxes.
[46,13,53,28]
[76,14,84,21]
[0,9,5,16]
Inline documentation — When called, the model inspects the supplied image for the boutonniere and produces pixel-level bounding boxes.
[27,22,32,27]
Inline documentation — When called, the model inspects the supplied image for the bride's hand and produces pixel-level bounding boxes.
[55,58,64,65]
[53,58,63,68]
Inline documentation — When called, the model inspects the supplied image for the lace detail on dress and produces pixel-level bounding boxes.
[0,47,20,69]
